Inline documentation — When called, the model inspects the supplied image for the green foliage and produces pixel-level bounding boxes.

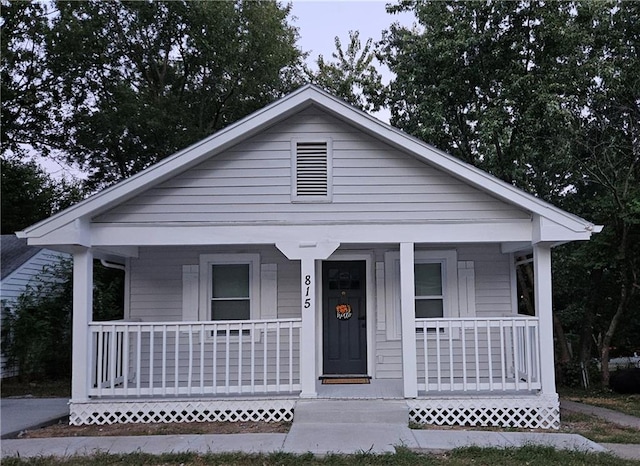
[0,158,84,234]
[1,259,73,379]
[44,0,304,190]
[0,0,54,158]
[308,31,383,112]
[1,260,124,379]
[380,0,640,382]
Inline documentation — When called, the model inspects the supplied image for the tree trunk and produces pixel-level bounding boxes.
[600,283,628,386]
[579,268,603,363]
[553,313,572,383]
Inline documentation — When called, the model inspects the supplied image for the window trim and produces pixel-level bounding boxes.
[198,253,261,322]
[290,138,333,203]
[385,249,459,340]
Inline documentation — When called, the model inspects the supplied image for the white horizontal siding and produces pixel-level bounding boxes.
[374,244,515,379]
[95,108,529,225]
[128,246,299,322]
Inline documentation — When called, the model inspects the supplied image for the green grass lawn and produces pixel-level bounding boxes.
[559,386,640,418]
[1,447,636,466]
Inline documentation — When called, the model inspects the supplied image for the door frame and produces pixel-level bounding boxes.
[316,251,375,378]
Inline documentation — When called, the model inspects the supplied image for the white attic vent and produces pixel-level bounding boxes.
[292,140,332,202]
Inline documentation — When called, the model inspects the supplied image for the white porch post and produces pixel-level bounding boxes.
[299,258,317,397]
[400,242,418,398]
[533,243,556,395]
[276,241,340,399]
[71,247,93,402]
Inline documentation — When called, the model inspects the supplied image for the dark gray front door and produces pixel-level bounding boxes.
[322,261,367,375]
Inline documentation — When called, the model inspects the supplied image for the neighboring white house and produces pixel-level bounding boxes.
[17,85,601,429]
[0,235,68,378]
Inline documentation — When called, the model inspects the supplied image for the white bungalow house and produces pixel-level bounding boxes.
[17,85,601,429]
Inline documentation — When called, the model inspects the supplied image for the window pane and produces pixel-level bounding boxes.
[212,264,249,298]
[415,299,444,318]
[415,263,442,296]
[211,300,250,320]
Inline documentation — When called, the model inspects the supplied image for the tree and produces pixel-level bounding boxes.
[379,0,640,385]
[0,0,56,158]
[0,158,83,234]
[307,30,383,112]
[45,0,304,189]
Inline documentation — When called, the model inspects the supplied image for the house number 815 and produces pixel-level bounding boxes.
[304,275,311,308]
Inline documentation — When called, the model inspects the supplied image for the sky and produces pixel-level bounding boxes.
[290,0,416,77]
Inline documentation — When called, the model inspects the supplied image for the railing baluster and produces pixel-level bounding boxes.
[200,324,205,395]
[461,320,467,392]
[174,326,180,395]
[435,320,441,391]
[136,324,142,396]
[487,320,493,392]
[250,322,256,394]
[188,325,193,396]
[276,322,281,393]
[161,325,167,396]
[96,327,104,397]
[238,322,244,393]
[212,323,218,394]
[513,319,521,391]
[525,319,532,391]
[473,322,479,391]
[288,321,293,392]
[123,325,129,392]
[422,321,428,391]
[110,324,117,395]
[263,322,268,393]
[448,320,454,390]
[149,328,154,393]
[225,324,230,395]
[499,320,506,391]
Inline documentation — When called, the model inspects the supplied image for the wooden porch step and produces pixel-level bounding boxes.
[293,399,409,425]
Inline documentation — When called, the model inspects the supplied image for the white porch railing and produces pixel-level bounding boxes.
[89,319,301,397]
[415,316,541,393]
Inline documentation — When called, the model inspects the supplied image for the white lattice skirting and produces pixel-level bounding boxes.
[408,395,560,430]
[69,398,296,426]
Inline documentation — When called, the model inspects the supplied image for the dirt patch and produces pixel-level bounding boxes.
[19,419,290,438]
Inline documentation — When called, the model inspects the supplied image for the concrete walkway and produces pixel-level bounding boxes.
[561,399,640,460]
[1,397,69,439]
[1,427,607,458]
[0,398,637,460]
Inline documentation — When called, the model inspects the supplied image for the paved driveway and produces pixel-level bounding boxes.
[1,398,69,438]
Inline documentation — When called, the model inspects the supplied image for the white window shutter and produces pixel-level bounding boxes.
[182,265,199,321]
[260,263,278,319]
[457,261,476,317]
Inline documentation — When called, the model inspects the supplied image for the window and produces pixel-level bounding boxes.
[384,250,460,340]
[211,264,250,321]
[199,254,260,322]
[291,139,332,202]
[415,262,444,318]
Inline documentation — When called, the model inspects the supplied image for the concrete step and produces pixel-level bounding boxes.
[293,399,409,425]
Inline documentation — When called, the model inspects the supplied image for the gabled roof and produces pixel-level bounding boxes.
[1,235,42,280]
[18,84,600,241]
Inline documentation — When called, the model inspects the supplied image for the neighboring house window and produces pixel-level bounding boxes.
[199,254,260,322]
[291,139,332,202]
